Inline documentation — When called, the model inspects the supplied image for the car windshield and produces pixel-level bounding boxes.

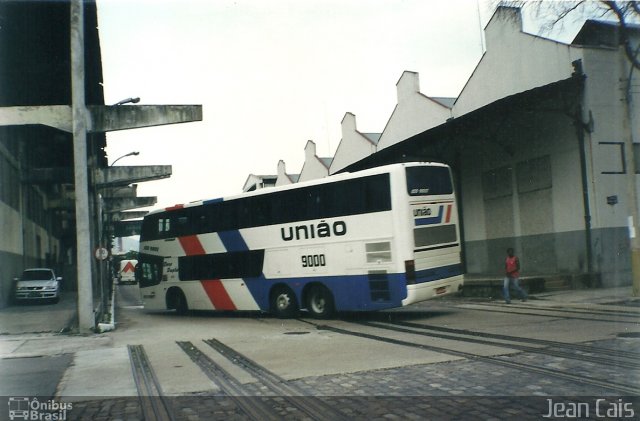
[22,270,53,281]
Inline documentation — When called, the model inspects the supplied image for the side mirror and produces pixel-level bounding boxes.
[56,277,62,281]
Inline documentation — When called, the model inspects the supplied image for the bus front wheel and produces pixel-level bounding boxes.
[270,286,299,318]
[306,285,335,319]
[168,289,189,315]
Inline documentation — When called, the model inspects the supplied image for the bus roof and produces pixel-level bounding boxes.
[146,162,449,216]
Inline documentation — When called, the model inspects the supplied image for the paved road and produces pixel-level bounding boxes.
[0,291,76,335]
[1,284,639,420]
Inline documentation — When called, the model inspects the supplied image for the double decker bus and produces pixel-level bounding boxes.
[137,162,463,318]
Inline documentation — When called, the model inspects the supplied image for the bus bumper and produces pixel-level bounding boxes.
[402,275,464,306]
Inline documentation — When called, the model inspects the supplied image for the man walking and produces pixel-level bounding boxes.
[503,247,527,304]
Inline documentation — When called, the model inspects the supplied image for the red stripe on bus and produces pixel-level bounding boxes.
[445,204,452,223]
[178,235,206,255]
[165,204,184,211]
[201,280,236,310]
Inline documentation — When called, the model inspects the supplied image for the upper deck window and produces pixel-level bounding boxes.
[406,166,452,196]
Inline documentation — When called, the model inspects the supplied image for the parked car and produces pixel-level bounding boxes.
[13,268,61,304]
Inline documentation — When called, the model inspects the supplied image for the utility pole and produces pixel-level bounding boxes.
[70,0,95,332]
[623,40,640,297]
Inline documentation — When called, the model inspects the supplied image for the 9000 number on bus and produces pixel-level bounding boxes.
[302,254,326,268]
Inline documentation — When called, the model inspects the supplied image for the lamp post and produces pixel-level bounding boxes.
[101,151,140,315]
[110,151,139,167]
[112,97,140,106]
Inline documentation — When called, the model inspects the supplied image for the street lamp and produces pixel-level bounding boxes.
[100,150,140,318]
[110,151,139,167]
[112,97,140,106]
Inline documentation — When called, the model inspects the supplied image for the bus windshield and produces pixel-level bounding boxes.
[406,166,452,196]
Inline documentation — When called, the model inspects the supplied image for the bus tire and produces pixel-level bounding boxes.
[270,286,299,319]
[168,289,189,315]
[306,285,335,319]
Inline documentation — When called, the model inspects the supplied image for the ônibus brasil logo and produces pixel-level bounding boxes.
[8,397,72,421]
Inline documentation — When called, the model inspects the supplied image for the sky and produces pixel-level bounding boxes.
[97,0,591,215]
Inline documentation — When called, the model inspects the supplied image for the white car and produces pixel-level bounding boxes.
[14,268,61,304]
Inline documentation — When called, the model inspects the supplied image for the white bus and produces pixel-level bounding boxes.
[137,162,463,318]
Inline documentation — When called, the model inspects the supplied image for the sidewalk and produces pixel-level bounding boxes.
[532,285,640,305]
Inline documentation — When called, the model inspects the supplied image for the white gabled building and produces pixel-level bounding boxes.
[452,7,579,117]
[298,140,333,182]
[329,112,380,174]
[244,5,638,288]
[242,174,277,192]
[275,160,300,187]
[376,71,454,151]
[345,6,639,287]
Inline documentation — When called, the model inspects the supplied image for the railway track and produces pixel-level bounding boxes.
[128,344,175,421]
[385,319,640,358]
[203,338,348,420]
[453,302,640,324]
[178,340,348,421]
[358,319,640,370]
[304,321,640,395]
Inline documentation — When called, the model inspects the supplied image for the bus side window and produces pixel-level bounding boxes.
[158,218,171,234]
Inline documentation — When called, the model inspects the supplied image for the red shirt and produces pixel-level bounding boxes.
[505,256,519,278]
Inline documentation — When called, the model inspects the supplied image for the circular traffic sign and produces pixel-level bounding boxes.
[94,247,109,261]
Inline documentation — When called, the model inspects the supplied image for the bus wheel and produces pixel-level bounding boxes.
[270,286,298,319]
[306,285,335,319]
[169,289,189,315]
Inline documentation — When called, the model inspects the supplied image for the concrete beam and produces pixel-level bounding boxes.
[0,105,202,133]
[94,165,171,187]
[103,196,156,212]
[24,166,169,188]
[101,185,138,199]
[109,211,148,222]
[87,105,202,133]
[0,105,73,132]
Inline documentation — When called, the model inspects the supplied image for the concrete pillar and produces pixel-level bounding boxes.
[70,0,95,333]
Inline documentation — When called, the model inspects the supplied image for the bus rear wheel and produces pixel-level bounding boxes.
[306,285,335,319]
[270,286,299,318]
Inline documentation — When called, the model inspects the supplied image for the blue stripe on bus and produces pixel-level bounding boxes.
[203,197,224,205]
[218,230,249,252]
[414,205,443,226]
[243,273,408,312]
[242,264,463,313]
